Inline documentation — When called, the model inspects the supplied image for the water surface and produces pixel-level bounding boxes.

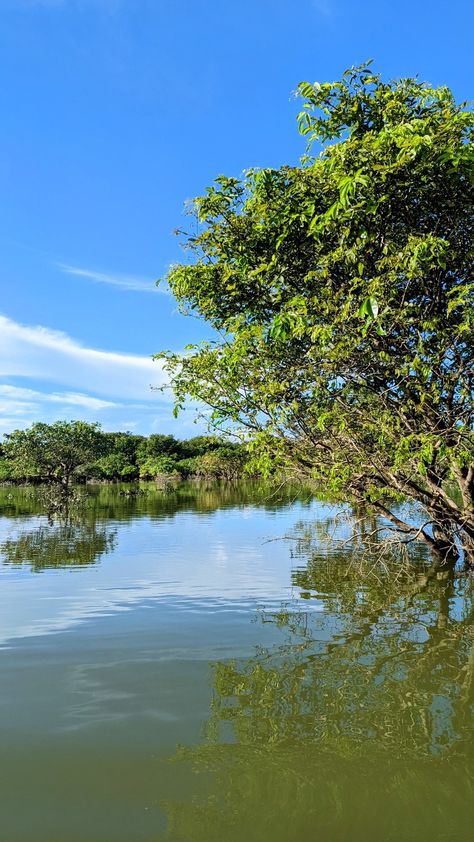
[0,482,473,841]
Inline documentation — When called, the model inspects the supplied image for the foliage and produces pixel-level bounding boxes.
[139,454,181,478]
[1,423,248,483]
[92,452,140,481]
[190,444,248,479]
[0,458,12,482]
[179,435,223,458]
[158,63,474,562]
[136,433,182,463]
[3,421,104,488]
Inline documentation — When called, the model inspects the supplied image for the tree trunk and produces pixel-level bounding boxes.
[431,520,459,564]
[461,530,474,571]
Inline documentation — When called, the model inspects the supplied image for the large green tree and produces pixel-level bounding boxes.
[3,420,104,490]
[158,64,474,564]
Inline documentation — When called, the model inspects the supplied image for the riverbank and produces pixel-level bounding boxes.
[0,424,249,484]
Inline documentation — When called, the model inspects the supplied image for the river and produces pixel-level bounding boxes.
[0,482,473,841]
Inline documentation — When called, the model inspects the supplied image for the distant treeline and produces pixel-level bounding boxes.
[0,422,249,484]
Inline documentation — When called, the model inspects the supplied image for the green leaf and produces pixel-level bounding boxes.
[358,297,379,320]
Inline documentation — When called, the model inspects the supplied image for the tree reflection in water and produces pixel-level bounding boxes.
[0,486,116,571]
[161,542,474,842]
[0,479,308,573]
[0,520,116,571]
[1,483,473,838]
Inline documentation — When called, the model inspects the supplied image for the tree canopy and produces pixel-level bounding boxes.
[0,423,248,483]
[158,63,474,563]
[3,421,104,489]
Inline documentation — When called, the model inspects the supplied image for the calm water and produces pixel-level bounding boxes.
[0,482,473,841]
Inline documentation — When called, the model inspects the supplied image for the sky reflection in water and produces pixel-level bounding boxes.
[0,482,473,842]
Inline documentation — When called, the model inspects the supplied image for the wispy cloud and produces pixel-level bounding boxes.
[0,314,179,435]
[0,385,119,411]
[0,313,166,401]
[57,263,167,294]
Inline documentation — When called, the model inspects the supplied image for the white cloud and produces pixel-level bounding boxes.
[0,385,119,410]
[0,400,37,416]
[0,313,166,401]
[0,316,207,437]
[0,417,34,435]
[0,385,46,401]
[58,263,168,294]
[53,392,119,409]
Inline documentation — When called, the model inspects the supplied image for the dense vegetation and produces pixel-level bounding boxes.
[159,63,474,563]
[0,421,248,486]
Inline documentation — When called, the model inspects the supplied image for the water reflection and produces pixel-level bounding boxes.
[0,520,116,571]
[161,551,474,841]
[0,481,310,573]
[85,479,314,520]
[0,479,313,523]
[1,483,474,840]
[0,482,320,648]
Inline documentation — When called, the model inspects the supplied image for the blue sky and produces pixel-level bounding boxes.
[0,0,472,437]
